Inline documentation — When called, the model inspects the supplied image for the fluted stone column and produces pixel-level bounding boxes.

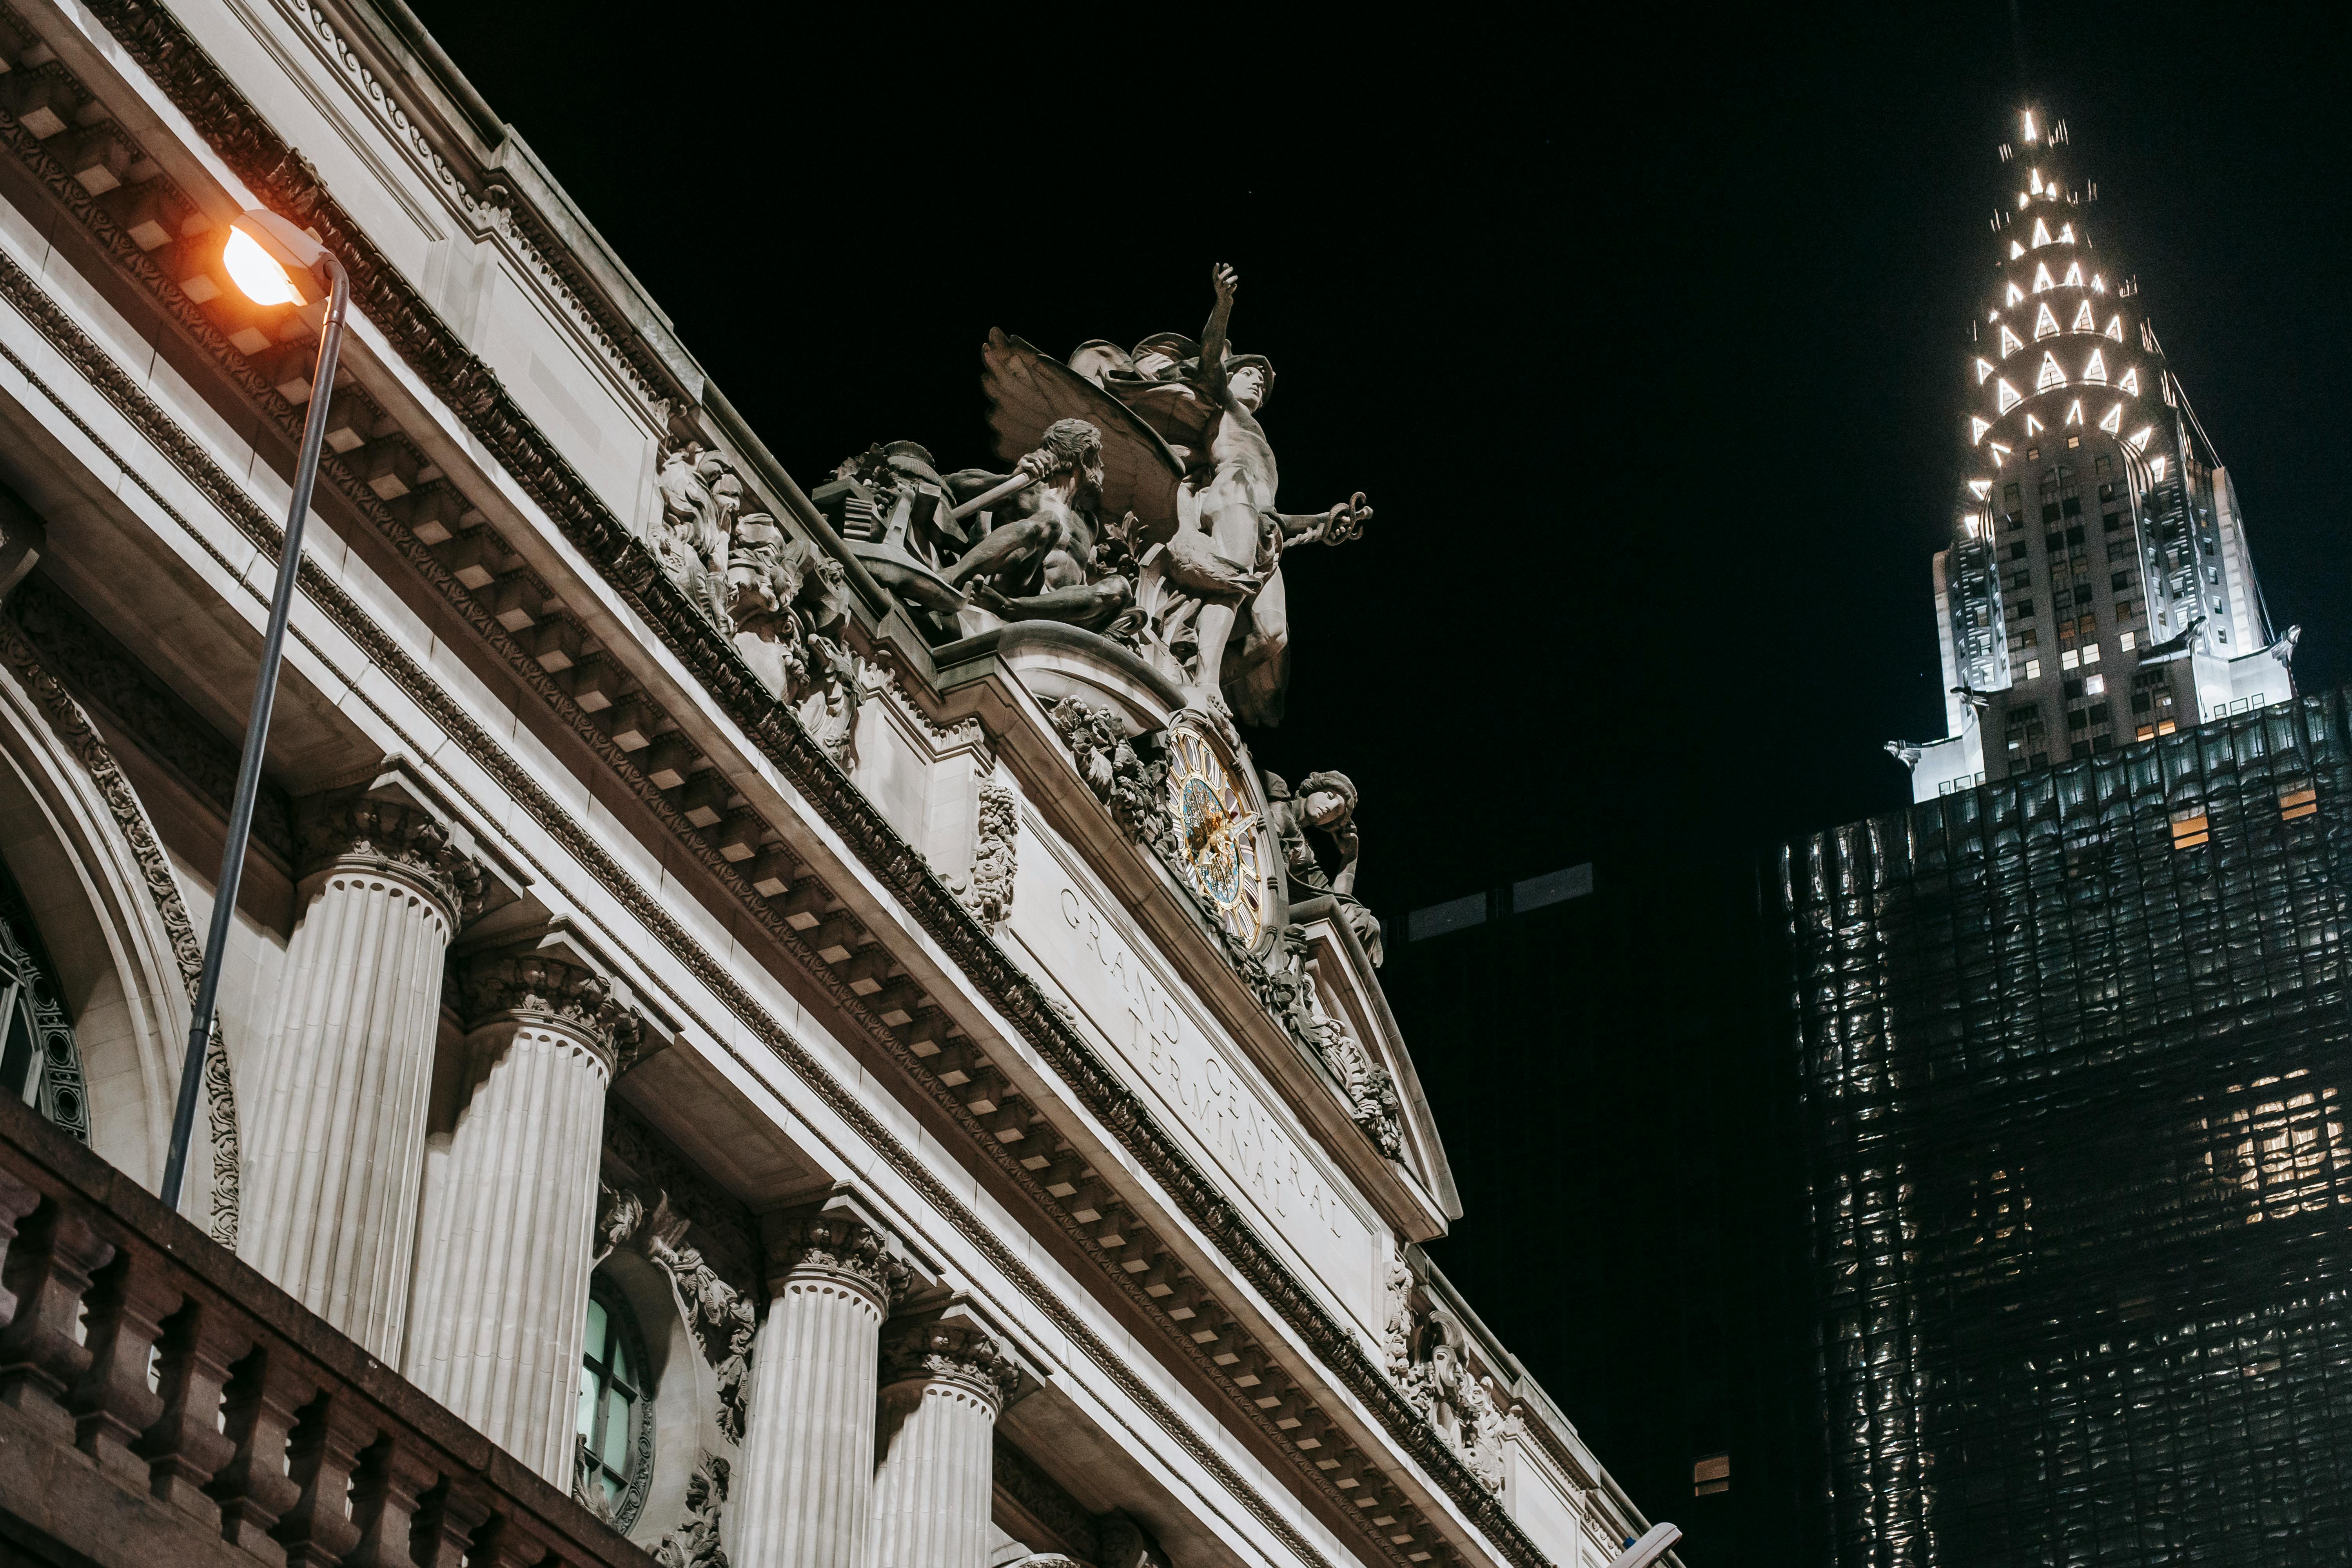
[727,1206,911,1568]
[403,924,644,1481]
[869,1312,1021,1568]
[240,765,490,1360]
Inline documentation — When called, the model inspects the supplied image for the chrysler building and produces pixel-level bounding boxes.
[1897,111,2298,799]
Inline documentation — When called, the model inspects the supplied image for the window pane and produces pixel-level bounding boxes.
[601,1388,633,1471]
[610,1332,631,1390]
[576,1362,599,1445]
[583,1297,608,1364]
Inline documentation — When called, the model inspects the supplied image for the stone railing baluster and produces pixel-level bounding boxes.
[209,1345,313,1560]
[346,1432,443,1568]
[277,1388,376,1568]
[0,1168,41,1329]
[140,1290,248,1521]
[413,1476,496,1568]
[0,1200,114,1434]
[71,1244,178,1483]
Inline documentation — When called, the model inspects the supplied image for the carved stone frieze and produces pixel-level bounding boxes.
[294,776,488,924]
[880,1316,1020,1410]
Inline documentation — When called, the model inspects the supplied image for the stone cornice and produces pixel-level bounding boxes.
[52,9,1548,1561]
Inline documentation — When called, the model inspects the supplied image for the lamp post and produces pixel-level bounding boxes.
[159,212,350,1212]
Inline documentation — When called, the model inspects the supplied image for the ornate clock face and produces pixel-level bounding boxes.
[1164,720,1275,951]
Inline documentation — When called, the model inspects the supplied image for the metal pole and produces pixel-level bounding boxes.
[160,256,348,1213]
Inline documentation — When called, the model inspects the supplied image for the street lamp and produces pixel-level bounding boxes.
[159,211,350,1212]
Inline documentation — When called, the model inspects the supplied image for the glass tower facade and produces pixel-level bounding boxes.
[1784,688,2352,1564]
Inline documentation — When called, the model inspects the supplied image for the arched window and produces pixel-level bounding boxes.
[0,860,89,1144]
[575,1275,655,1529]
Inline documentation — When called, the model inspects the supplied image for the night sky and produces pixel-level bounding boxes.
[409,0,2352,1514]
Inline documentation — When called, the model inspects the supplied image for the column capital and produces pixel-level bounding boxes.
[446,920,653,1073]
[761,1193,913,1310]
[294,759,509,926]
[879,1308,1021,1412]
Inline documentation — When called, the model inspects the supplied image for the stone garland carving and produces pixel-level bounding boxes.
[651,1452,729,1568]
[1045,696,1176,857]
[953,780,1019,928]
[0,610,241,1245]
[44,14,1551,1554]
[596,1187,759,1444]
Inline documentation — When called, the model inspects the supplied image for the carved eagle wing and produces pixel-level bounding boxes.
[981,329,1188,545]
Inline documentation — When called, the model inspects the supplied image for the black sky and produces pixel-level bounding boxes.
[405,0,2352,1462]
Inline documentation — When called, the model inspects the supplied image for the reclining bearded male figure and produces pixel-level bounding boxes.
[937,417,1134,633]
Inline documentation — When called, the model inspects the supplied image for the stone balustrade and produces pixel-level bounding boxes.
[0,1087,646,1568]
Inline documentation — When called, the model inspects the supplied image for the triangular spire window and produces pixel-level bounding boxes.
[2034,304,2060,340]
[2037,351,2067,390]
[2058,224,2076,245]
[1975,357,1996,384]
[2104,314,2125,342]
[2062,261,2084,287]
[1969,479,1993,500]
[1999,325,2025,357]
[2007,282,2026,306]
[2118,368,2140,396]
[2010,240,2026,259]
[2065,400,2084,426]
[2072,299,2096,332]
[2127,425,2153,452]
[2032,217,2053,248]
[2025,413,2045,435]
[2099,404,2123,434]
[1989,442,2012,466]
[1997,379,2022,413]
[2083,350,2108,385]
[2033,262,2056,292]
[1970,417,1991,445]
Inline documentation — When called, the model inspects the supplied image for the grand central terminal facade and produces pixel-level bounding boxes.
[0,3,1671,1565]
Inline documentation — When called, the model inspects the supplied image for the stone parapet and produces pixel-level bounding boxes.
[0,1090,648,1568]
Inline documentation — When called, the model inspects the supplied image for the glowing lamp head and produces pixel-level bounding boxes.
[223,226,301,306]
[221,211,335,308]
